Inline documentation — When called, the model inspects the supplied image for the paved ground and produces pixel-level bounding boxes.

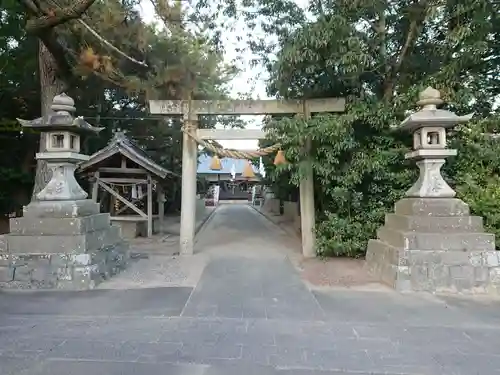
[2,204,500,374]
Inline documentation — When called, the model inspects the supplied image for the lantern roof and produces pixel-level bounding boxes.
[17,93,104,135]
[400,87,473,133]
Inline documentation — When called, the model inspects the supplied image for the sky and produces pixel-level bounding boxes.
[138,0,309,150]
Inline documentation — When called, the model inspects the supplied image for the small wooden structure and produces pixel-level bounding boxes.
[78,131,178,238]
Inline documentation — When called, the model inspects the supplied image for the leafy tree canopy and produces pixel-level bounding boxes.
[219,0,500,256]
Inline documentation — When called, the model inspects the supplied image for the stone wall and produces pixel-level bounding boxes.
[284,201,301,234]
[283,201,298,221]
[0,245,128,289]
[265,198,280,214]
[260,197,301,234]
[196,197,206,219]
[293,213,302,234]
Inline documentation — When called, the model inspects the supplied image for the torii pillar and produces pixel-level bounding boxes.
[180,110,198,255]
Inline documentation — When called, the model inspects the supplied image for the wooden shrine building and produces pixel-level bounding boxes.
[78,131,178,238]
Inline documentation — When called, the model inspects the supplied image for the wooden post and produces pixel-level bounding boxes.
[109,192,115,215]
[299,102,316,258]
[157,184,164,235]
[97,179,147,218]
[92,171,99,202]
[147,174,153,237]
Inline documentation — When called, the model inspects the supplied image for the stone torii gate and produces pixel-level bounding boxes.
[149,98,345,256]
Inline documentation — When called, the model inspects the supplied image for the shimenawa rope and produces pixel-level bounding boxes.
[181,127,280,159]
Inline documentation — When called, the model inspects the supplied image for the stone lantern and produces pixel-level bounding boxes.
[365,87,500,295]
[1,94,129,289]
[401,87,472,198]
[18,93,103,201]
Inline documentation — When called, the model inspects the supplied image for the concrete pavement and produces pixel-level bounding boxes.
[1,203,500,374]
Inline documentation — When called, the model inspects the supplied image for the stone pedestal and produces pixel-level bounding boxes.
[1,199,128,289]
[111,217,147,239]
[366,198,500,294]
[264,198,280,214]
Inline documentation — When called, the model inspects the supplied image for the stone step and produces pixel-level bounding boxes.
[365,240,409,290]
[9,214,111,236]
[385,214,483,233]
[406,249,500,267]
[394,198,470,217]
[366,239,400,265]
[377,227,495,251]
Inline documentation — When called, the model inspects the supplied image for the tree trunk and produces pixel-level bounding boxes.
[31,41,68,200]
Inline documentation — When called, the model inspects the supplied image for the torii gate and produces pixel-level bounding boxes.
[149,98,345,257]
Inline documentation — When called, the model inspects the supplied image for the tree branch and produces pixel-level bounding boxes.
[77,19,148,67]
[393,22,418,75]
[383,0,428,100]
[394,0,429,72]
[25,0,96,33]
[18,0,41,15]
[37,29,73,80]
[26,0,148,69]
[149,0,184,30]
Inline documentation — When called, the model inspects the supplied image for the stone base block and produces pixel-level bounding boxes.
[7,225,121,254]
[395,198,470,217]
[376,226,495,251]
[196,198,206,220]
[10,213,111,235]
[0,235,5,252]
[264,198,280,214]
[366,197,499,294]
[0,242,129,289]
[385,213,483,233]
[366,239,500,294]
[111,219,147,239]
[22,199,100,218]
[294,214,301,234]
[283,201,298,222]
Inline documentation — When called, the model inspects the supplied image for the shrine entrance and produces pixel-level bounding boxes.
[148,98,345,257]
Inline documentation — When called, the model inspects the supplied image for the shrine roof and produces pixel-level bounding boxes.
[78,132,178,179]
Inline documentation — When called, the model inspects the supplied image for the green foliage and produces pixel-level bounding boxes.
[251,0,500,256]
[446,119,500,247]
[0,0,40,216]
[265,101,416,257]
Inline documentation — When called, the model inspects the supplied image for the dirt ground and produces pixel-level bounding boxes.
[252,206,385,291]
[295,256,387,291]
